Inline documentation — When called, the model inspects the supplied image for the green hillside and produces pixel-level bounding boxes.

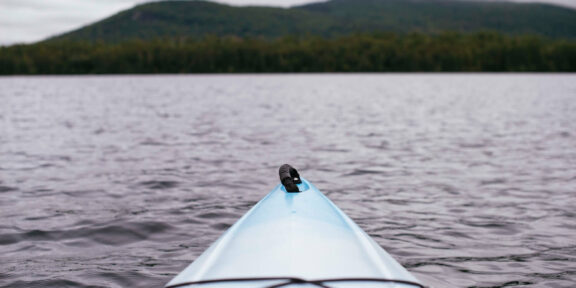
[4,33,576,74]
[48,0,576,42]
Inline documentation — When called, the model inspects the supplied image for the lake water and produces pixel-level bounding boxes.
[1,74,575,288]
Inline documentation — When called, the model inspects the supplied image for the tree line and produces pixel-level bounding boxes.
[1,32,575,74]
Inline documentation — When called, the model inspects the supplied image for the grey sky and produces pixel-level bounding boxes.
[1,0,575,46]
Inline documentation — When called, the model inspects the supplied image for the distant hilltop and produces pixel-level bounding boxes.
[47,0,576,42]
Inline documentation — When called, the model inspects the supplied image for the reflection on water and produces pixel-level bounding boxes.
[1,74,575,288]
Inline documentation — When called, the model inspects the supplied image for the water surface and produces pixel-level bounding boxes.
[1,74,575,288]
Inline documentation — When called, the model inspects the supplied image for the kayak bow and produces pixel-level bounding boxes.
[166,165,423,288]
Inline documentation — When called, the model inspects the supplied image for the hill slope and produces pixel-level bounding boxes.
[49,0,576,42]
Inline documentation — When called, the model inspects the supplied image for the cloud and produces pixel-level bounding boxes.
[0,0,149,45]
[513,0,576,6]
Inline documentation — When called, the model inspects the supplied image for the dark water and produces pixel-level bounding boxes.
[1,74,575,288]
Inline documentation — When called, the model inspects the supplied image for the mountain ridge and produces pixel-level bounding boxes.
[47,0,576,42]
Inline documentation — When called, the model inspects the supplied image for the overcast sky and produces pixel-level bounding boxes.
[1,0,575,46]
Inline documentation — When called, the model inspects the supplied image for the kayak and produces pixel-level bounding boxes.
[166,165,424,288]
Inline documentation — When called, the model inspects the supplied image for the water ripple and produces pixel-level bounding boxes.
[1,74,575,288]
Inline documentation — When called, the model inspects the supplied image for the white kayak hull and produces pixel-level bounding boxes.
[167,178,422,288]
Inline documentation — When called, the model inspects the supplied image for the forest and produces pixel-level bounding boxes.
[2,32,575,74]
[51,0,576,42]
